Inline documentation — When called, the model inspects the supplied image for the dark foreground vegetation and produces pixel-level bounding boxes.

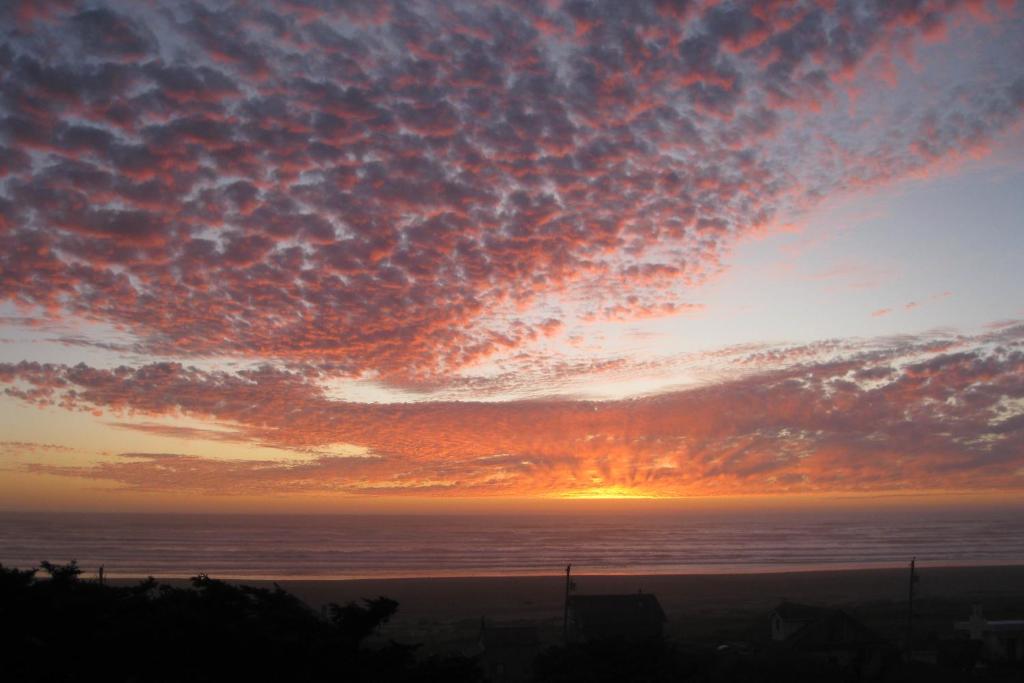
[0,562,480,682]
[2,562,1021,682]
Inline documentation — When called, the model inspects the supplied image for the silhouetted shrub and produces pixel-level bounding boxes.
[0,562,481,683]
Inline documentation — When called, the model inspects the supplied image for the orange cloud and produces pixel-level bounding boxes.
[3,324,1022,499]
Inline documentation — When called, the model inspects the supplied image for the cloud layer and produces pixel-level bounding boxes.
[3,324,1022,497]
[2,1,1022,384]
[1,2,1022,502]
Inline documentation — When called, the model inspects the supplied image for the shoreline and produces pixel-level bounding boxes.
[94,558,1024,583]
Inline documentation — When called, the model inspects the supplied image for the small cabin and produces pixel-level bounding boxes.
[567,593,666,642]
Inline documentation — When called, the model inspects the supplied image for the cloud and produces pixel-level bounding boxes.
[3,324,1023,497]
[0,441,76,456]
[872,291,955,318]
[0,1,1020,385]
[105,421,253,444]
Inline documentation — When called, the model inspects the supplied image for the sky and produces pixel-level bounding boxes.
[1,0,1023,513]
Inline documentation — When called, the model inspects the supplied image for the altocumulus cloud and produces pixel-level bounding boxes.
[1,0,1022,384]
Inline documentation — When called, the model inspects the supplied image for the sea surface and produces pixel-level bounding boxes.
[2,509,1023,580]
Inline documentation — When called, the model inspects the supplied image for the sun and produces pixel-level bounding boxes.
[558,485,659,500]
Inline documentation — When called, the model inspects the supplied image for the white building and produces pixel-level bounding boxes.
[955,605,1024,663]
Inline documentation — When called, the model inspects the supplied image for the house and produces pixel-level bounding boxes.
[478,620,540,683]
[566,593,666,642]
[765,601,892,675]
[955,604,1024,663]
[771,600,829,642]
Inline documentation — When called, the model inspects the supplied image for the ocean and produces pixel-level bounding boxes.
[2,509,1022,580]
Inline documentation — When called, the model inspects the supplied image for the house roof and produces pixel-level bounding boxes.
[568,593,666,627]
[775,603,888,651]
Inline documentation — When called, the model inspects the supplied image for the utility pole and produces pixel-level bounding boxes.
[563,564,573,645]
[905,558,918,660]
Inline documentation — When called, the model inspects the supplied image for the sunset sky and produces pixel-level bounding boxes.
[1,0,1023,513]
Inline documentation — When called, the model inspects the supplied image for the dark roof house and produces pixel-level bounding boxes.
[771,600,831,642]
[770,601,887,651]
[567,593,666,642]
[762,601,893,678]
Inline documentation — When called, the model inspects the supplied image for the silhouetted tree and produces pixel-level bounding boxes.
[0,562,36,590]
[39,559,81,584]
[329,596,399,649]
[0,563,482,683]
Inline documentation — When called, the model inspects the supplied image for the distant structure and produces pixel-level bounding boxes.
[767,601,891,673]
[772,600,827,642]
[566,593,666,642]
[478,619,540,683]
[955,604,1024,663]
[562,564,575,643]
[905,557,919,659]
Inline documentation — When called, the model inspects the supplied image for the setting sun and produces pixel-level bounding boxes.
[558,486,661,501]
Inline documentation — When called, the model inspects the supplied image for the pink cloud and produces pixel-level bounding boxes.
[0,1,1017,387]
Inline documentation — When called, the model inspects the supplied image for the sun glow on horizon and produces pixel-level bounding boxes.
[557,485,662,501]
